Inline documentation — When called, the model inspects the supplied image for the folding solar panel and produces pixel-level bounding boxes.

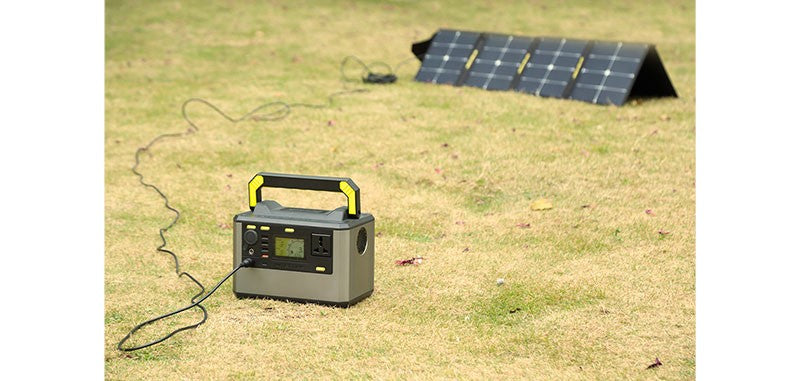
[411,29,677,106]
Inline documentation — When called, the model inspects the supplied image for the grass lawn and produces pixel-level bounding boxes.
[105,0,695,379]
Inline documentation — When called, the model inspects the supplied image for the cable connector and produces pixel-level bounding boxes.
[241,257,256,267]
[363,72,397,84]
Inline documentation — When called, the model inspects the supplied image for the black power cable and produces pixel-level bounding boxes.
[340,55,417,84]
[118,55,415,351]
[118,258,255,351]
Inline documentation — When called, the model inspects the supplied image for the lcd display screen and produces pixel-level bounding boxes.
[274,237,305,259]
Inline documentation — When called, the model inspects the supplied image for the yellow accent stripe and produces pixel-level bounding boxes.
[315,266,326,272]
[517,52,531,75]
[246,225,256,230]
[248,175,264,208]
[259,226,270,231]
[465,49,478,69]
[339,181,357,215]
[572,56,585,79]
[285,228,295,233]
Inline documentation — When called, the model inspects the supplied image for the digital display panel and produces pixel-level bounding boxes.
[274,237,305,259]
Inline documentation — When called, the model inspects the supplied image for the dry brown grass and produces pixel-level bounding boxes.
[105,0,695,379]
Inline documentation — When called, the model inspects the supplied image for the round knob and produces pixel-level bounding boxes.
[244,229,258,245]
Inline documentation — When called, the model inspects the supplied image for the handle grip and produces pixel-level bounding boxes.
[248,172,361,217]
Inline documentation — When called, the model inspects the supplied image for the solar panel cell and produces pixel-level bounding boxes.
[461,35,532,91]
[415,30,480,85]
[569,41,648,105]
[516,38,588,98]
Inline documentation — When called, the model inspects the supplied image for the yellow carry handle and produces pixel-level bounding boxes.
[248,172,361,217]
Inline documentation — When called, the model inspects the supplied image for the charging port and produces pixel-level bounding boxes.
[311,233,331,257]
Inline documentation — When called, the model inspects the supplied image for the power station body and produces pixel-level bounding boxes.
[233,202,374,307]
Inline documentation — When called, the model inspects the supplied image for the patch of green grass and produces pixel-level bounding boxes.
[471,283,605,326]
[379,219,438,243]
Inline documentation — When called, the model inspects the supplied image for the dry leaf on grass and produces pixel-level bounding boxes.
[395,256,424,266]
[646,357,663,369]
[530,198,553,211]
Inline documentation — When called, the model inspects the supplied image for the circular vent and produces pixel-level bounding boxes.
[356,227,368,255]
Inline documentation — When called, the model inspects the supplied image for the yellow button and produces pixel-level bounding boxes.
[315,266,325,272]
[285,228,295,233]
[259,226,270,231]
[246,225,256,230]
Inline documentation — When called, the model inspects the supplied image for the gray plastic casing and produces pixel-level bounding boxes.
[233,203,374,307]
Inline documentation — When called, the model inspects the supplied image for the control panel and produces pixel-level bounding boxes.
[240,223,333,274]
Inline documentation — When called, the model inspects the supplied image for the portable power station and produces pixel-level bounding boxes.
[232,172,374,307]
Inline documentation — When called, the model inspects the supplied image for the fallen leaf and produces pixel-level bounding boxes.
[516,223,531,229]
[581,204,593,209]
[462,247,470,252]
[218,223,231,229]
[327,120,335,126]
[645,209,655,216]
[455,220,465,225]
[658,229,670,236]
[434,168,443,174]
[441,143,449,148]
[395,256,424,266]
[530,198,553,211]
[509,307,521,314]
[226,173,233,178]
[376,232,383,237]
[646,357,663,369]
